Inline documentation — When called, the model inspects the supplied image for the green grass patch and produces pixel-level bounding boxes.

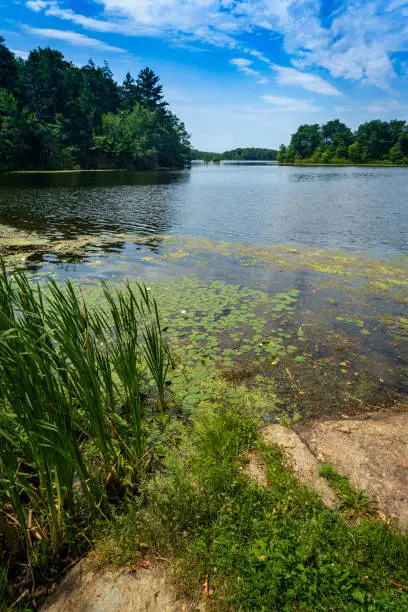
[94,403,408,611]
[320,464,379,519]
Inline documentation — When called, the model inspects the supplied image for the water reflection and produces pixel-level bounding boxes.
[0,169,190,239]
[0,164,407,256]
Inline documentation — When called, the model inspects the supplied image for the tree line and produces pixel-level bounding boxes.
[277,119,408,165]
[191,147,278,162]
[0,37,191,171]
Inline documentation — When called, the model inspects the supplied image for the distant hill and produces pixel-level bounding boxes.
[191,147,278,161]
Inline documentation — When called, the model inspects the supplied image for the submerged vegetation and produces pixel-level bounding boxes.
[278,119,408,165]
[0,38,190,171]
[1,230,408,607]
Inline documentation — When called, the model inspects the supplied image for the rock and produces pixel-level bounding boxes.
[42,560,189,612]
[261,425,337,509]
[296,411,408,526]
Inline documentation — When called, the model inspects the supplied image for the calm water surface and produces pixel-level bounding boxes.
[0,164,407,416]
[0,164,407,256]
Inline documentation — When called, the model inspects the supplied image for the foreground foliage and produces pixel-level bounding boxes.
[96,400,408,610]
[0,38,190,171]
[0,268,172,603]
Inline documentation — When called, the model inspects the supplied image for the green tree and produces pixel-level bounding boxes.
[25,47,70,122]
[354,120,394,161]
[93,105,157,169]
[0,89,23,169]
[277,145,287,163]
[322,119,353,148]
[121,72,140,111]
[0,37,20,94]
[398,130,408,157]
[290,124,322,159]
[136,67,167,111]
[348,141,367,163]
[389,142,404,164]
[152,110,191,168]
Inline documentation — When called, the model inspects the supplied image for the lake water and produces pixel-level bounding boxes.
[1,163,407,255]
[1,163,407,420]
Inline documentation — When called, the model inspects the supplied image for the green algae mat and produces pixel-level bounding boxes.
[2,232,407,421]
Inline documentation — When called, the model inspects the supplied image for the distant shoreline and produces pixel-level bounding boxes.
[278,162,408,168]
[2,167,185,175]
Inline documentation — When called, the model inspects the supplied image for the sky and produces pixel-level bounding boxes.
[2,0,408,151]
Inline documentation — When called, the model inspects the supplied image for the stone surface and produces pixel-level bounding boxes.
[261,424,337,508]
[296,411,408,525]
[42,560,188,612]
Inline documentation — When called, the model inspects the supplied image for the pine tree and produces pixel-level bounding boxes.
[136,67,167,110]
[120,72,140,111]
[0,37,19,93]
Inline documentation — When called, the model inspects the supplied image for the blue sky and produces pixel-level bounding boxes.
[2,0,408,150]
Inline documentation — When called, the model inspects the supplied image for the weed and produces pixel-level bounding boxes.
[0,266,172,604]
[320,464,379,518]
[95,403,408,611]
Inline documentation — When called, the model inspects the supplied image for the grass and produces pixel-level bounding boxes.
[0,266,173,606]
[2,267,408,610]
[320,464,379,519]
[94,401,408,611]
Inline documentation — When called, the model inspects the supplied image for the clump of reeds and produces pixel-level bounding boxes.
[0,264,172,568]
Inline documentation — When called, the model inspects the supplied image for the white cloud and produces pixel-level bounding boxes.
[25,0,408,90]
[22,27,126,52]
[366,104,388,113]
[271,64,341,96]
[230,58,252,68]
[262,95,321,112]
[230,57,267,82]
[385,0,408,11]
[44,4,121,33]
[26,0,47,12]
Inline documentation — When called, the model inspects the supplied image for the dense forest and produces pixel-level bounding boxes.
[191,147,278,161]
[0,37,191,171]
[278,119,408,165]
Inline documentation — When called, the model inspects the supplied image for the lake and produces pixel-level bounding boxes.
[1,163,408,255]
[1,163,407,420]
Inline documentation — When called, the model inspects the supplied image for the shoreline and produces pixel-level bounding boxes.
[278,162,408,167]
[1,166,188,175]
[2,163,408,174]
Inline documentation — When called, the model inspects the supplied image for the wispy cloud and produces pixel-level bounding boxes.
[44,3,124,33]
[22,26,126,52]
[25,0,408,90]
[334,105,352,113]
[270,65,341,96]
[262,95,321,112]
[366,104,388,113]
[230,58,268,83]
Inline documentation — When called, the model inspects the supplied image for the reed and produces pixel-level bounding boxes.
[0,265,172,569]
